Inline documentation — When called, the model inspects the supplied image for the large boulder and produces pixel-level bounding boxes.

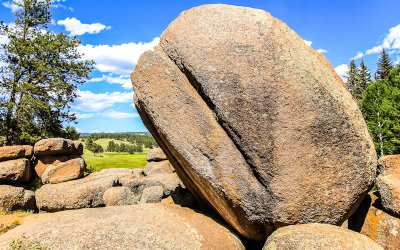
[0,158,31,183]
[263,223,382,249]
[143,160,174,176]
[0,145,33,161]
[35,173,119,212]
[0,204,245,249]
[376,155,400,216]
[34,155,81,178]
[349,192,400,250]
[34,138,83,156]
[41,157,86,184]
[131,4,377,240]
[0,185,36,213]
[146,148,167,162]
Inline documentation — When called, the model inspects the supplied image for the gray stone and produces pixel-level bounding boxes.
[0,185,37,213]
[140,186,164,203]
[146,148,167,162]
[0,158,31,183]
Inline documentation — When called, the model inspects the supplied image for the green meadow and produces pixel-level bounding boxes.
[81,139,150,172]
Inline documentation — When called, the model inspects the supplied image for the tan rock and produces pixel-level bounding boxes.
[349,192,400,250]
[146,148,167,162]
[131,4,377,240]
[0,159,31,183]
[263,223,382,249]
[140,185,164,203]
[0,185,36,213]
[0,145,33,161]
[35,173,119,212]
[103,186,137,206]
[143,160,174,176]
[41,157,86,184]
[34,138,82,156]
[121,173,181,196]
[376,155,400,216]
[34,155,80,178]
[0,204,245,249]
[99,167,144,179]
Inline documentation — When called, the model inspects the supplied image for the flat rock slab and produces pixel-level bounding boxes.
[34,138,83,156]
[376,155,400,216]
[0,204,245,249]
[146,148,167,162]
[0,158,31,183]
[131,4,377,240]
[41,157,86,184]
[35,173,119,212]
[0,145,33,161]
[0,185,36,213]
[263,223,382,249]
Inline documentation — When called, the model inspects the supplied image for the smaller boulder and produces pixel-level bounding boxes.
[140,186,164,203]
[263,223,382,250]
[103,187,137,206]
[34,138,82,156]
[0,159,31,183]
[143,160,174,176]
[121,173,181,196]
[0,185,37,213]
[34,155,80,178]
[376,155,400,216]
[99,168,143,179]
[0,145,33,161]
[41,157,86,184]
[146,148,167,162]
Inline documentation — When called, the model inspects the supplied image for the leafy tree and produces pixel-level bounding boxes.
[346,60,359,97]
[135,143,143,153]
[62,126,80,140]
[0,0,93,145]
[87,142,103,156]
[127,144,135,154]
[375,49,393,82]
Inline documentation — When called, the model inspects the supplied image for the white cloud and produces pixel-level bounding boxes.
[334,64,349,82]
[73,112,94,119]
[304,40,312,46]
[352,23,400,59]
[0,34,9,45]
[78,37,159,75]
[316,49,328,54]
[103,111,139,119]
[89,74,132,90]
[57,17,110,36]
[72,90,133,112]
[2,1,20,12]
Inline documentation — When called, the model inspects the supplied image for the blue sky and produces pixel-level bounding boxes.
[1,0,400,133]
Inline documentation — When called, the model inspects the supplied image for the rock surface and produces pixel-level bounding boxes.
[263,223,382,250]
[146,148,167,162]
[34,138,82,156]
[0,185,36,213]
[0,145,33,161]
[131,4,377,240]
[121,173,181,196]
[376,155,400,216]
[0,158,31,183]
[35,173,119,212]
[349,192,400,250]
[140,185,164,203]
[0,204,245,249]
[41,157,86,184]
[143,160,174,176]
[34,155,81,178]
[103,186,137,206]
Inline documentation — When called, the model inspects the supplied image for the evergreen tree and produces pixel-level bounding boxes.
[355,59,371,102]
[346,60,359,98]
[0,0,93,145]
[375,49,393,82]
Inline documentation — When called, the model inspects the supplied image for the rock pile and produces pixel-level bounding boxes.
[131,3,377,241]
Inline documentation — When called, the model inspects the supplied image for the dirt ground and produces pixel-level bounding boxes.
[0,213,40,235]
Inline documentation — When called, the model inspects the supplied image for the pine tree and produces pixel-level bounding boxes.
[346,60,359,98]
[355,59,371,102]
[0,0,93,145]
[376,49,393,82]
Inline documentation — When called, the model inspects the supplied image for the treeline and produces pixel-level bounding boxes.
[106,140,143,154]
[81,132,157,149]
[346,49,400,157]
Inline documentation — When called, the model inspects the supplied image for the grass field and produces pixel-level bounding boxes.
[81,139,150,172]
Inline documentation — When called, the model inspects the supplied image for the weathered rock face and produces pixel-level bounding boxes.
[349,192,400,250]
[0,145,33,161]
[146,148,167,162]
[0,185,36,213]
[0,158,31,183]
[120,172,181,196]
[35,173,119,212]
[34,155,81,178]
[0,204,245,249]
[376,155,400,216]
[131,4,377,240]
[41,157,86,184]
[103,186,137,206]
[140,186,164,203]
[263,223,382,249]
[143,160,174,176]
[34,138,83,156]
